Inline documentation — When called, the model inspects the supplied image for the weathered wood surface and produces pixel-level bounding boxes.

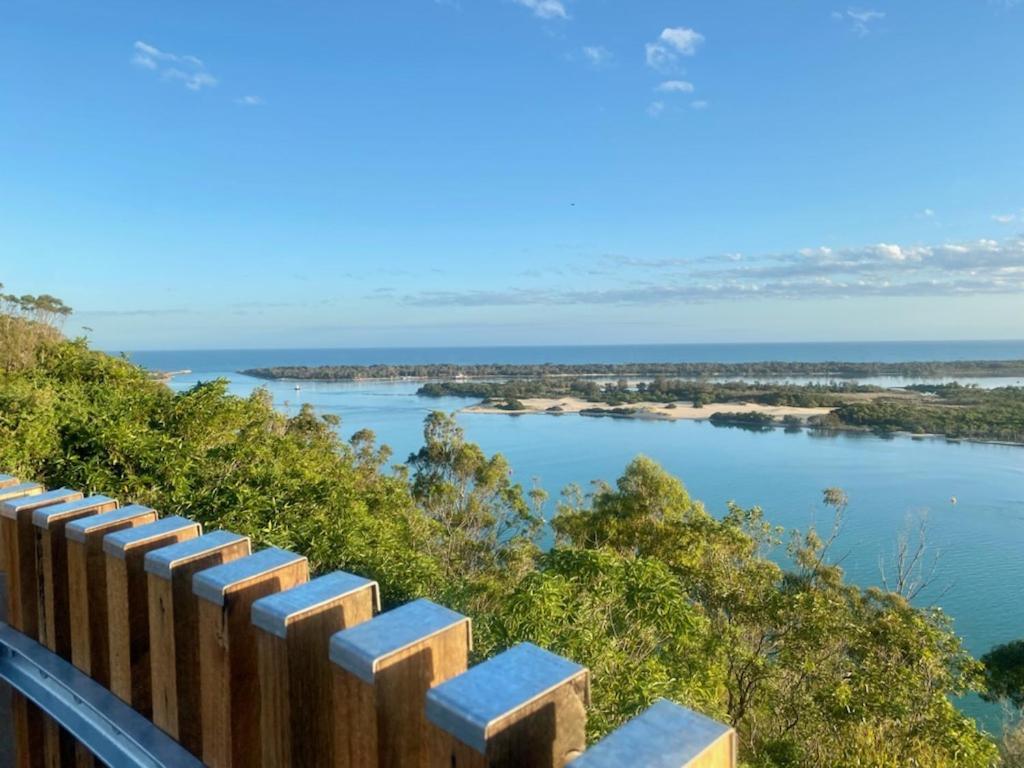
[568,698,737,768]
[65,505,158,684]
[194,547,309,768]
[33,496,118,657]
[145,530,251,755]
[1,488,81,636]
[103,516,201,717]
[33,495,118,768]
[330,598,471,768]
[252,571,379,768]
[426,642,590,768]
[1,486,81,768]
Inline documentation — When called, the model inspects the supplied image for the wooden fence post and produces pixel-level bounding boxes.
[2,487,82,768]
[193,547,309,768]
[33,495,119,767]
[33,496,118,657]
[144,530,252,755]
[103,516,202,717]
[0,481,44,768]
[65,504,158,768]
[65,505,158,684]
[426,642,590,768]
[252,570,380,768]
[329,598,471,768]
[0,481,42,501]
[568,699,737,768]
[1,488,81,637]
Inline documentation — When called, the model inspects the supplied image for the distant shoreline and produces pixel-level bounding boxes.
[240,358,1024,383]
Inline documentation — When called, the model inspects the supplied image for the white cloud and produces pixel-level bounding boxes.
[656,80,695,93]
[513,0,568,19]
[647,101,665,118]
[833,8,886,35]
[660,27,704,55]
[401,235,1024,306]
[992,213,1018,223]
[235,95,265,106]
[582,46,612,66]
[164,69,217,91]
[133,41,216,91]
[691,99,709,110]
[918,208,936,218]
[646,27,704,71]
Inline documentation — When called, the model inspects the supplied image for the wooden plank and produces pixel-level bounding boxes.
[1,486,79,768]
[0,473,19,489]
[65,505,158,768]
[33,495,118,768]
[33,496,118,657]
[65,505,157,683]
[1,488,81,636]
[252,571,379,768]
[144,531,251,755]
[329,598,470,768]
[426,643,590,768]
[194,548,309,768]
[103,516,201,717]
[568,699,736,768]
[0,481,43,503]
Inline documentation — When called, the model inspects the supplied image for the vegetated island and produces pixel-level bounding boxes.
[243,362,1024,444]
[242,359,1024,382]
[423,378,1024,445]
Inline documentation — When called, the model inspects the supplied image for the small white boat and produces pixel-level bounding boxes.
[294,384,302,391]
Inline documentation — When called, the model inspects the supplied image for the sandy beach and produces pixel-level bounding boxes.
[463,396,835,422]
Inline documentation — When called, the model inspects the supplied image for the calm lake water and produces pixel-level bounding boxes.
[126,343,1024,731]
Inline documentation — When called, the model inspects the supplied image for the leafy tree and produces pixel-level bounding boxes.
[982,640,1024,710]
[407,411,541,582]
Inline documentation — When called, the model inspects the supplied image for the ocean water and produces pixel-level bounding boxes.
[125,344,1024,732]
[123,339,1024,373]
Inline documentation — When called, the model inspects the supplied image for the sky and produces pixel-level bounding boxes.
[2,0,1023,351]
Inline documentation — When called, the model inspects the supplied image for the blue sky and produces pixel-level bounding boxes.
[2,0,1023,350]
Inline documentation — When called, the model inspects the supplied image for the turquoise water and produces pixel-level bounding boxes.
[133,344,1024,732]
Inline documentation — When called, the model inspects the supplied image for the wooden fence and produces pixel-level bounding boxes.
[0,473,737,767]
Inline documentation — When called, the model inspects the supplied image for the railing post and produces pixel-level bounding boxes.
[568,699,737,768]
[252,571,379,768]
[65,505,158,684]
[193,547,309,768]
[426,643,590,768]
[33,496,118,658]
[65,505,158,768]
[329,598,471,768]
[0,479,44,768]
[2,486,80,768]
[103,516,202,717]
[33,495,118,767]
[144,530,251,755]
[1,488,80,636]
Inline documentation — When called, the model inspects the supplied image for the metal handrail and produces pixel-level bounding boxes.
[0,623,204,768]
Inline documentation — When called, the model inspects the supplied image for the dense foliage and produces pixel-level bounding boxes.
[421,377,1024,444]
[419,377,870,407]
[0,315,1007,766]
[243,359,1024,381]
[818,386,1024,443]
